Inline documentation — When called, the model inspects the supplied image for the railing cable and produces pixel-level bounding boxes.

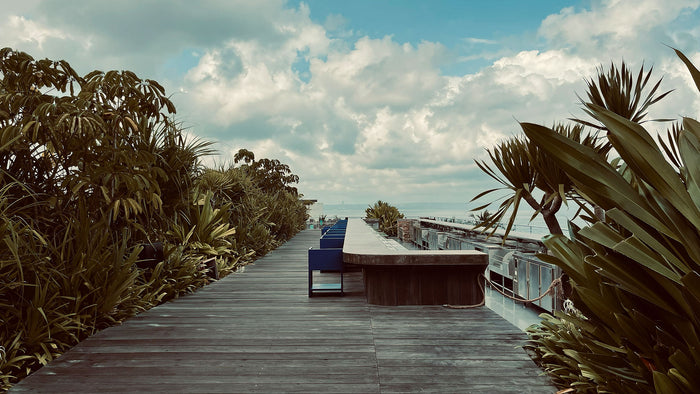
[443,274,563,309]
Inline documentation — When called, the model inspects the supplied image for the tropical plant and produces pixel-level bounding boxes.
[195,158,307,258]
[365,200,404,237]
[469,210,494,225]
[168,190,237,258]
[522,49,700,393]
[572,61,672,130]
[472,123,610,238]
[0,47,208,390]
[0,192,148,388]
[0,47,213,245]
[471,61,671,241]
[233,148,300,195]
[0,48,308,392]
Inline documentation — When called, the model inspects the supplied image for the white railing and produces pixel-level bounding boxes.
[404,218,561,313]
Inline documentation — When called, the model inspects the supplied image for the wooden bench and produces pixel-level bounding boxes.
[342,219,488,306]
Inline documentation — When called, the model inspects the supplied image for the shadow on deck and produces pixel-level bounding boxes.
[11,230,555,393]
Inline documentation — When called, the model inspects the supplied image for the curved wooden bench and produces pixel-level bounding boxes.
[342,219,488,306]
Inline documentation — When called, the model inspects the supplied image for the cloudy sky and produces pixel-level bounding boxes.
[3,0,700,210]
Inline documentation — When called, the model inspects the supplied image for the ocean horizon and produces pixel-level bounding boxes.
[317,201,570,235]
[322,202,469,220]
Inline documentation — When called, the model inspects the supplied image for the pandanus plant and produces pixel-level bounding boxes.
[472,123,611,238]
[522,49,700,393]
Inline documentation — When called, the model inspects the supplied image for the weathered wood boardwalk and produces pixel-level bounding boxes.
[12,230,555,393]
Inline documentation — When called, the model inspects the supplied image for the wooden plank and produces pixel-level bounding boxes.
[12,382,382,393]
[11,229,555,393]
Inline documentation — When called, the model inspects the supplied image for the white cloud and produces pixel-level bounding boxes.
[490,50,594,99]
[1,15,68,49]
[3,0,700,210]
[188,0,700,205]
[308,36,445,109]
[535,0,700,132]
[463,37,497,45]
[540,0,700,54]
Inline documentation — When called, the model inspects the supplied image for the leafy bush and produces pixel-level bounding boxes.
[365,200,404,236]
[0,193,148,387]
[522,49,700,393]
[196,151,307,259]
[0,48,308,391]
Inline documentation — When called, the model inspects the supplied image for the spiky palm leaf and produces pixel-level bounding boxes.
[471,123,610,239]
[573,61,673,129]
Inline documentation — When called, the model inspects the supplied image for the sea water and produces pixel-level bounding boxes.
[322,202,469,220]
[320,201,567,235]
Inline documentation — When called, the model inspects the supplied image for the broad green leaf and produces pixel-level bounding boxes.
[522,122,676,240]
[541,234,588,282]
[679,118,700,217]
[667,368,691,392]
[653,371,684,394]
[613,236,681,283]
[669,349,700,387]
[605,208,691,274]
[589,105,700,227]
[584,253,679,315]
[673,47,700,93]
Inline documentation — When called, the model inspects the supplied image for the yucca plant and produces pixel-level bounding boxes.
[471,61,673,242]
[168,190,237,258]
[572,61,672,130]
[472,123,611,238]
[522,49,700,393]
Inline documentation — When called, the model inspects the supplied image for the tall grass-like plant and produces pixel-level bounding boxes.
[522,49,700,393]
[0,190,146,387]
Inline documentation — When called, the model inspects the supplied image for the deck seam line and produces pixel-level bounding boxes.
[369,305,383,393]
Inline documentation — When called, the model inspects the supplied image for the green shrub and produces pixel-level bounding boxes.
[365,200,404,237]
[196,152,307,259]
[0,48,308,391]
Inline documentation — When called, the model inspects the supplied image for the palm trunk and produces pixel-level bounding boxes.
[542,210,563,235]
[523,192,563,235]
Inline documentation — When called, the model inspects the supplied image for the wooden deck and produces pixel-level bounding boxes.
[11,230,555,393]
